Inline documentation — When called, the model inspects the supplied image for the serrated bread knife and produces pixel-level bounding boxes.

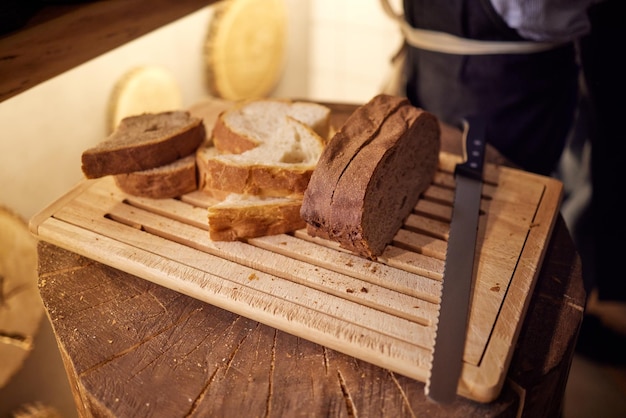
[426,116,486,403]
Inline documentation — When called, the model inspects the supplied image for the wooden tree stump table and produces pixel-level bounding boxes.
[35,103,585,417]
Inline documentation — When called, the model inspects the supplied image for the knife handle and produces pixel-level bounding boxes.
[455,116,487,181]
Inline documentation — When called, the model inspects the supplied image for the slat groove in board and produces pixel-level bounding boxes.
[250,234,442,304]
[392,229,448,260]
[293,229,445,281]
[431,170,456,189]
[413,199,452,223]
[377,245,445,279]
[421,186,455,205]
[403,213,449,240]
[122,196,209,230]
[179,190,218,209]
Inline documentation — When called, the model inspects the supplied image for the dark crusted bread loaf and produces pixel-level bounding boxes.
[300,94,441,260]
[81,111,205,179]
[114,154,197,199]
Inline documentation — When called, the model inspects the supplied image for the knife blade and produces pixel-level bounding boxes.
[426,115,486,403]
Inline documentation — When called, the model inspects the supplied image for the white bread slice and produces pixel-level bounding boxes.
[196,141,307,241]
[202,115,325,196]
[207,194,305,241]
[212,98,331,154]
[194,99,331,241]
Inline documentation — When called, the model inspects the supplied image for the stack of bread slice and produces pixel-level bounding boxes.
[196,98,331,241]
[81,110,206,199]
[80,99,331,242]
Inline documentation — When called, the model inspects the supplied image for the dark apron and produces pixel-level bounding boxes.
[580,0,626,302]
[402,0,579,175]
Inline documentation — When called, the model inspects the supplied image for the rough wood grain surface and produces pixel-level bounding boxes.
[36,216,583,417]
[34,103,586,417]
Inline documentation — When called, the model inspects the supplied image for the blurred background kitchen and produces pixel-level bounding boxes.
[0,1,624,417]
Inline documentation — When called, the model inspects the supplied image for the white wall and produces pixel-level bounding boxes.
[0,0,401,220]
[307,0,402,103]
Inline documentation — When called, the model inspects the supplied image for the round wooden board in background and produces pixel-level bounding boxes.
[107,66,183,133]
[204,0,287,101]
[0,207,43,389]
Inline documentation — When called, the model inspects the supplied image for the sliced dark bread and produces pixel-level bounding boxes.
[114,154,197,199]
[81,111,205,179]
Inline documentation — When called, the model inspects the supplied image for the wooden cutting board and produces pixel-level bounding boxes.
[29,151,562,403]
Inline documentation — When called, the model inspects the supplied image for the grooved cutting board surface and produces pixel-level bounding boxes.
[29,152,562,403]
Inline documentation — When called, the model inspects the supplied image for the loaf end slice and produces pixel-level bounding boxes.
[81,111,205,179]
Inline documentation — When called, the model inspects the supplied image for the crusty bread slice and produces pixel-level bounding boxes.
[81,111,205,179]
[196,98,330,241]
[212,98,331,154]
[207,194,305,241]
[289,101,332,140]
[114,154,197,199]
[301,94,441,260]
[196,140,307,241]
[202,116,325,196]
